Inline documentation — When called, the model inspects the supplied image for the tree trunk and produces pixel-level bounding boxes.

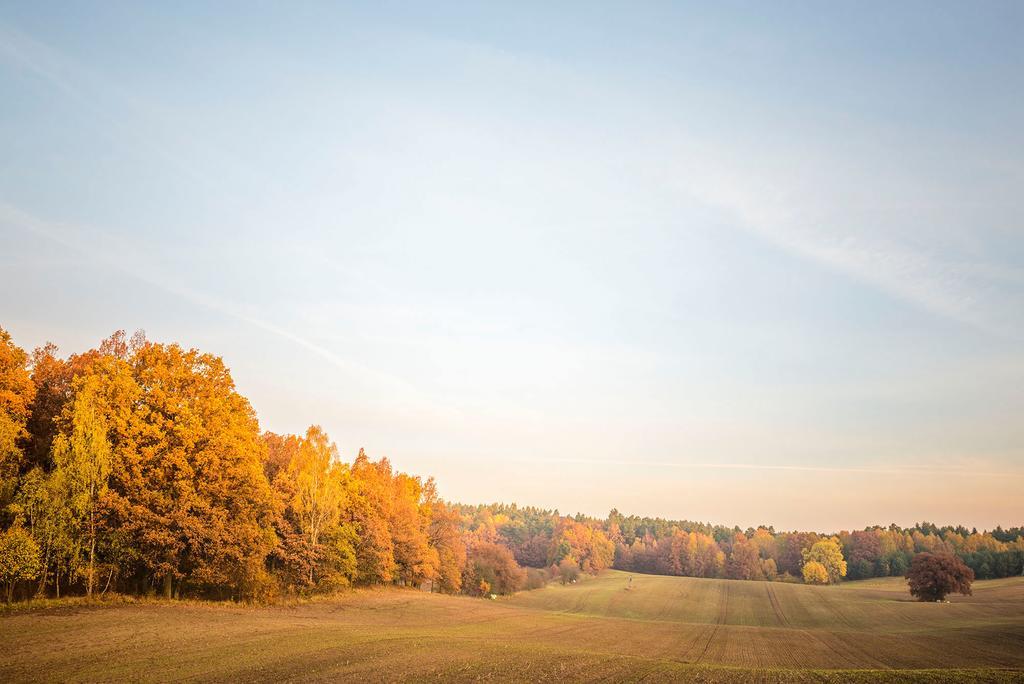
[37,537,51,598]
[87,512,96,599]
[163,574,173,599]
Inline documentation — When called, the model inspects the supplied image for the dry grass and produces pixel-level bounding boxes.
[2,571,1022,682]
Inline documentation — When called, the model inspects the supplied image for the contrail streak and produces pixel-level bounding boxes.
[517,456,1023,478]
[0,202,439,406]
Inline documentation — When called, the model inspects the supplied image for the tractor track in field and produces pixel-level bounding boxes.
[814,586,857,630]
[790,583,885,667]
[802,628,861,668]
[766,583,862,667]
[765,583,789,628]
[693,582,730,664]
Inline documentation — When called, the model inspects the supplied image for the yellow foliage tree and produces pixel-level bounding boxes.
[288,426,347,549]
[0,524,41,602]
[51,376,112,598]
[802,560,829,584]
[803,538,847,584]
[275,426,357,589]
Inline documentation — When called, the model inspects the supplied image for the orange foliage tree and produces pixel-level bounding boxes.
[547,518,614,573]
[0,327,36,506]
[87,341,277,598]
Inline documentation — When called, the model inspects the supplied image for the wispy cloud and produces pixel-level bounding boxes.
[668,138,1024,341]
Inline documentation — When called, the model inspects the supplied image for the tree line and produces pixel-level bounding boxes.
[456,504,1023,586]
[1,327,1021,602]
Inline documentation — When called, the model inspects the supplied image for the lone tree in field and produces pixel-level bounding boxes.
[905,552,974,602]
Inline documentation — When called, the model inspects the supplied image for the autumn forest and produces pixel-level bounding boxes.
[1,326,1022,604]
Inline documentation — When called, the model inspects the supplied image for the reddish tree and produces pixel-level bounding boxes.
[777,532,819,576]
[261,431,301,484]
[463,542,525,595]
[25,343,72,470]
[905,552,974,602]
[726,535,763,580]
[846,530,882,579]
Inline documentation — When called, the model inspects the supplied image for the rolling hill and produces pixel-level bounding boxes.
[3,571,1023,682]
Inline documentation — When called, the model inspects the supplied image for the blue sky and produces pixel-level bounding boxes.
[1,2,1022,530]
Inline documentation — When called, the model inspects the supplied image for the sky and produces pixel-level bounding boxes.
[1,2,1022,532]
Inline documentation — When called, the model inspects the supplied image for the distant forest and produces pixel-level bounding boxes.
[1,327,1022,602]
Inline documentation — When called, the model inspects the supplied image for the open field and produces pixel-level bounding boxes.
[2,571,1023,682]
